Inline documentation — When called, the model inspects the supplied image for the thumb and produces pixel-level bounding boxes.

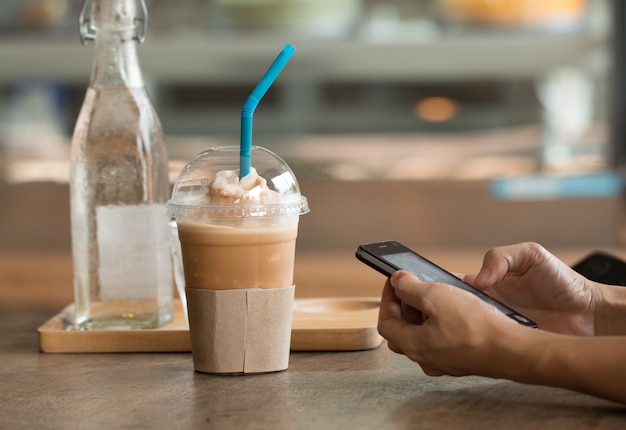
[473,266,498,290]
[390,271,438,315]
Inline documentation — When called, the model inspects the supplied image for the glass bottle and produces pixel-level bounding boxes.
[70,0,173,330]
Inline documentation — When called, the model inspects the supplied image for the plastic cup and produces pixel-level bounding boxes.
[167,146,309,374]
[168,220,187,325]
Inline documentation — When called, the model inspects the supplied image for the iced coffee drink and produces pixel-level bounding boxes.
[176,168,299,291]
[168,146,308,374]
[177,222,297,290]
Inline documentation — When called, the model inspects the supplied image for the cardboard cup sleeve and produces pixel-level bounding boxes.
[185,285,295,374]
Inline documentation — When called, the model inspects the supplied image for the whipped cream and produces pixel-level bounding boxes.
[202,167,281,206]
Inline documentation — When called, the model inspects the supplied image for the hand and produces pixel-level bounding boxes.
[465,242,597,335]
[378,270,520,377]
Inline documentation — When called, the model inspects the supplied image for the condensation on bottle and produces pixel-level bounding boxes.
[70,0,173,330]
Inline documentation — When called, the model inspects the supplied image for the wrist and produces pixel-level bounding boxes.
[492,324,550,383]
[494,325,581,391]
[594,282,626,335]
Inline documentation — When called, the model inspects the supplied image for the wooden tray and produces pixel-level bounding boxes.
[38,298,383,353]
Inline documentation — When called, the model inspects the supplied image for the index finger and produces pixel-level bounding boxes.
[474,242,548,288]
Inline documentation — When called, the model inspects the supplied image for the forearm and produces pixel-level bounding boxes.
[500,328,626,405]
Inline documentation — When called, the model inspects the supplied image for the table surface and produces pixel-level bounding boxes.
[2,249,626,428]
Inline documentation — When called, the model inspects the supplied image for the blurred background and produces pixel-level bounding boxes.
[0,0,623,254]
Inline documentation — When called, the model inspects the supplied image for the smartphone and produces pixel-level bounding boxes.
[572,251,626,286]
[356,241,538,328]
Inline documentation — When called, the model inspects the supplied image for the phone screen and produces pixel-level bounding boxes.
[356,241,537,328]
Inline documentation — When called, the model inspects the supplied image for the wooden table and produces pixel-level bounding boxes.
[2,249,626,428]
[2,306,625,429]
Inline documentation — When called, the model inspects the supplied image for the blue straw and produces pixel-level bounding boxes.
[240,43,295,178]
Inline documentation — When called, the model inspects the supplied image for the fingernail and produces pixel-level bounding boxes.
[390,271,401,287]
[477,267,490,279]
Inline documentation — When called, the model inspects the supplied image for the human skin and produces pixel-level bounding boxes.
[377,242,626,405]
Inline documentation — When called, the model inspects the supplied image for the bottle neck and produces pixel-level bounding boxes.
[85,0,146,89]
[91,32,143,88]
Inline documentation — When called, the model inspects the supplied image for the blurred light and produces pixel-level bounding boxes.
[5,160,185,185]
[5,160,69,184]
[414,97,459,122]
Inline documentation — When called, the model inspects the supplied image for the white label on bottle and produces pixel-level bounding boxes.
[97,204,171,300]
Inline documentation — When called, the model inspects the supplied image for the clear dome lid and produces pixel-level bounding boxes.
[168,146,309,221]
